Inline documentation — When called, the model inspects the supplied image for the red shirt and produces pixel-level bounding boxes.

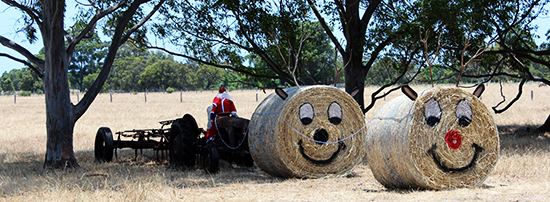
[211,96,236,115]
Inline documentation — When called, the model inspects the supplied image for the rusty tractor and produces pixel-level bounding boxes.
[94,114,253,173]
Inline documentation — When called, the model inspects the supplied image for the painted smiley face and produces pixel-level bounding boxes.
[297,101,346,164]
[408,87,499,188]
[422,98,484,173]
[275,86,366,177]
[366,85,499,189]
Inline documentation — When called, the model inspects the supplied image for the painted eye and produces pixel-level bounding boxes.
[299,102,314,125]
[424,98,441,127]
[327,102,342,125]
[456,99,472,127]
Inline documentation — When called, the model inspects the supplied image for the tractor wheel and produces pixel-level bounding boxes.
[170,114,199,167]
[95,127,114,162]
[202,143,219,173]
[243,153,254,167]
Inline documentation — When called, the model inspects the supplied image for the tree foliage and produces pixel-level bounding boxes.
[68,31,109,92]
[1,68,42,93]
[152,0,341,89]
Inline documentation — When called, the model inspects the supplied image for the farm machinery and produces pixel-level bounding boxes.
[94,114,253,173]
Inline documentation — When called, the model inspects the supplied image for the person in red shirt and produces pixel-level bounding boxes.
[206,87,237,143]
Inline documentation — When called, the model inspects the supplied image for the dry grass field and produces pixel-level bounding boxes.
[1,82,550,201]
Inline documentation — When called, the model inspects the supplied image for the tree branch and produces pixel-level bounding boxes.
[359,0,382,33]
[420,30,443,87]
[2,0,42,29]
[164,13,252,52]
[363,55,421,113]
[119,0,165,46]
[0,35,45,72]
[364,36,392,70]
[333,0,347,29]
[67,0,129,54]
[73,0,151,122]
[227,74,269,90]
[492,78,526,114]
[485,48,550,68]
[232,10,295,85]
[0,53,43,77]
[306,0,344,55]
[147,46,278,79]
[484,49,550,56]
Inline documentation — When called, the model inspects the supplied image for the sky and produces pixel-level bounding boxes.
[0,2,549,75]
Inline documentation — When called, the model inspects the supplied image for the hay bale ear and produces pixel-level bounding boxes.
[275,88,288,100]
[473,83,485,98]
[349,87,360,98]
[401,85,418,101]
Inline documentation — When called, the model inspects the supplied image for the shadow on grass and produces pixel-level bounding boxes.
[0,148,283,197]
[497,124,550,153]
[3,124,545,196]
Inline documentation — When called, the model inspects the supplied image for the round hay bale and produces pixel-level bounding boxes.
[249,85,367,178]
[366,86,499,189]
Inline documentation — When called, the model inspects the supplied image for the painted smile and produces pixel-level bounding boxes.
[298,139,345,165]
[427,143,484,173]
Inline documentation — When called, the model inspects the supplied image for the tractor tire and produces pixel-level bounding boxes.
[95,127,114,162]
[243,153,254,167]
[202,143,219,173]
[170,114,199,167]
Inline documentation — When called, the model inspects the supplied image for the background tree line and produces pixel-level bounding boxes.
[1,44,250,94]
[3,41,548,95]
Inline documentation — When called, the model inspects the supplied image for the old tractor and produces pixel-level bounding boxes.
[94,114,253,173]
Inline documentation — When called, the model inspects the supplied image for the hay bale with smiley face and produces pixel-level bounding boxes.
[248,85,367,178]
[366,84,499,190]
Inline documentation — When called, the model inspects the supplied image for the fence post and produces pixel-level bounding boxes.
[145,89,147,102]
[110,92,113,102]
[256,93,258,102]
[77,93,80,102]
[14,94,16,104]
[180,90,183,103]
[531,90,533,100]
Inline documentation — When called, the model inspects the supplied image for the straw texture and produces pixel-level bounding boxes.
[249,86,367,178]
[367,87,499,190]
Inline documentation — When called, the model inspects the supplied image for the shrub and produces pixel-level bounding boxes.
[19,91,32,97]
[166,87,175,94]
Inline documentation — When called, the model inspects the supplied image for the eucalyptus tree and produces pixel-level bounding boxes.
[138,52,189,91]
[68,30,108,92]
[376,0,550,129]
[306,0,496,111]
[305,0,549,113]
[462,0,550,131]
[152,0,338,89]
[109,43,150,91]
[386,0,549,124]
[0,0,165,168]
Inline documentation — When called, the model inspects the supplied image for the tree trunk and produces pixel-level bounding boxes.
[344,52,366,110]
[3,0,155,169]
[537,113,550,132]
[42,0,79,169]
[43,57,77,168]
[343,1,368,112]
